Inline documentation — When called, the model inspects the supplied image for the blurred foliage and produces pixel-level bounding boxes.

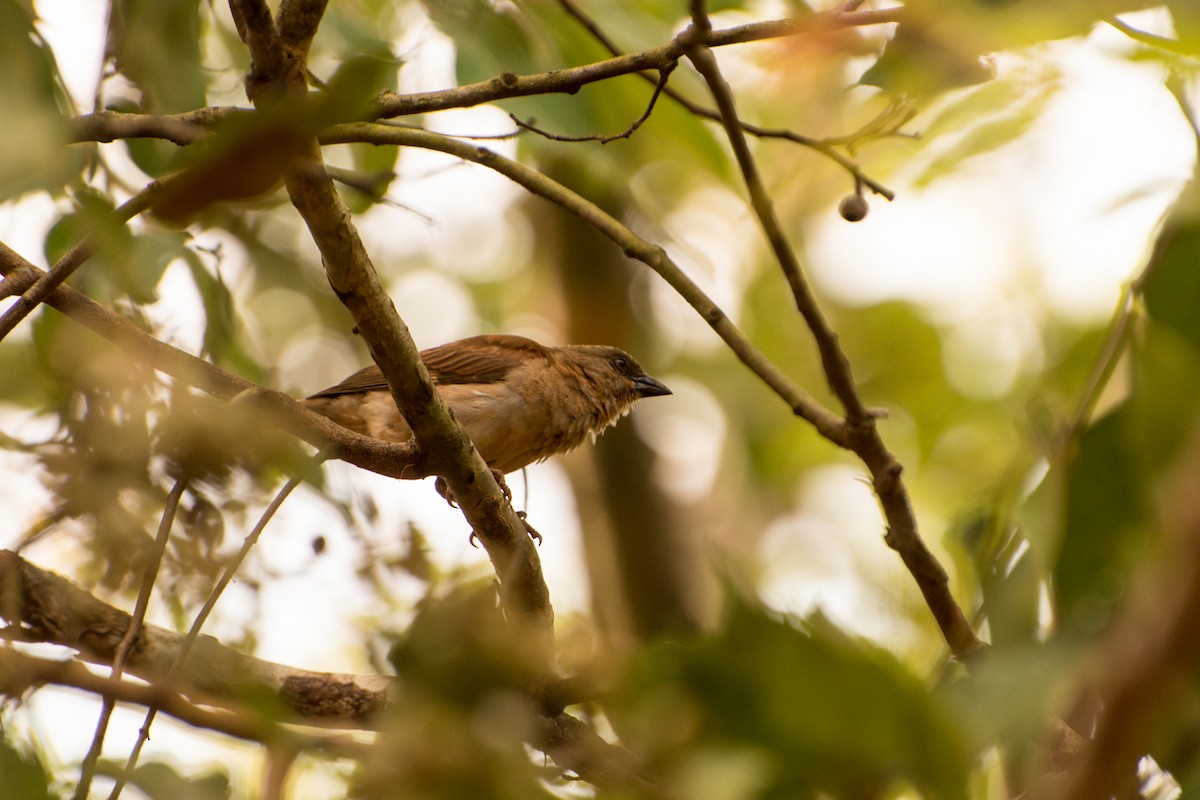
[96,760,232,800]
[1,0,1200,798]
[617,600,972,800]
[0,733,59,800]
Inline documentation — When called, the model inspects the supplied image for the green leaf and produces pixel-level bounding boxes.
[1054,319,1200,634]
[424,0,540,83]
[1143,210,1200,357]
[939,640,1075,772]
[96,760,230,800]
[181,251,264,382]
[0,735,58,800]
[0,2,76,200]
[955,508,1041,647]
[619,601,971,800]
[911,79,1056,187]
[111,0,207,112]
[1053,406,1145,632]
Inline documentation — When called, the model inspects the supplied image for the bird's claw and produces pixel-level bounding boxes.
[517,511,543,546]
[435,470,511,508]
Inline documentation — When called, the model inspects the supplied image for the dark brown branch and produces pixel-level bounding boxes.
[228,0,285,83]
[276,0,329,53]
[229,3,556,656]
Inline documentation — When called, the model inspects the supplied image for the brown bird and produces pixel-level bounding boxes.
[303,334,671,498]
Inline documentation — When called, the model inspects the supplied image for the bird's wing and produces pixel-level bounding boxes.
[306,334,550,398]
[420,334,550,385]
[306,365,388,398]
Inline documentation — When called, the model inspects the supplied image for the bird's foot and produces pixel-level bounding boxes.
[435,469,512,509]
[517,511,543,546]
[467,512,542,547]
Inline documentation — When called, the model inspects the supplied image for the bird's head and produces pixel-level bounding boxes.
[562,345,672,409]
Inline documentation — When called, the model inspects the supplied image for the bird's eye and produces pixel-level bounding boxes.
[613,356,629,372]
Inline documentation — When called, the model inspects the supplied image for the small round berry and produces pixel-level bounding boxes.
[839,194,869,222]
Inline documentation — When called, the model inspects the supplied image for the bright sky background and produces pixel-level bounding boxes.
[2,2,1197,796]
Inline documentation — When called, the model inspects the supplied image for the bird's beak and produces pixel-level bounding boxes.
[634,375,672,398]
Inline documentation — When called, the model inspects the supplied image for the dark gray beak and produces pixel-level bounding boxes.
[634,374,672,398]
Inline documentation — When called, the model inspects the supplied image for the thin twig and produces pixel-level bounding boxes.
[106,475,304,800]
[554,0,897,198]
[509,64,674,144]
[74,479,188,800]
[680,16,869,423]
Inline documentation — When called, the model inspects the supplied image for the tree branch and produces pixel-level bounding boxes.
[680,5,983,660]
[229,0,556,658]
[66,9,901,145]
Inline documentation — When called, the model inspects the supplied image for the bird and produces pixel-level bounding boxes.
[302,334,672,503]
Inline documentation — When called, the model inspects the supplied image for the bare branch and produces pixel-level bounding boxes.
[679,10,984,660]
[225,2,557,658]
[67,107,247,145]
[277,0,329,53]
[509,65,674,144]
[76,480,186,800]
[0,552,656,790]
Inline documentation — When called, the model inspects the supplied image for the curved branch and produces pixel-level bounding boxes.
[0,549,393,719]
[680,10,983,659]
